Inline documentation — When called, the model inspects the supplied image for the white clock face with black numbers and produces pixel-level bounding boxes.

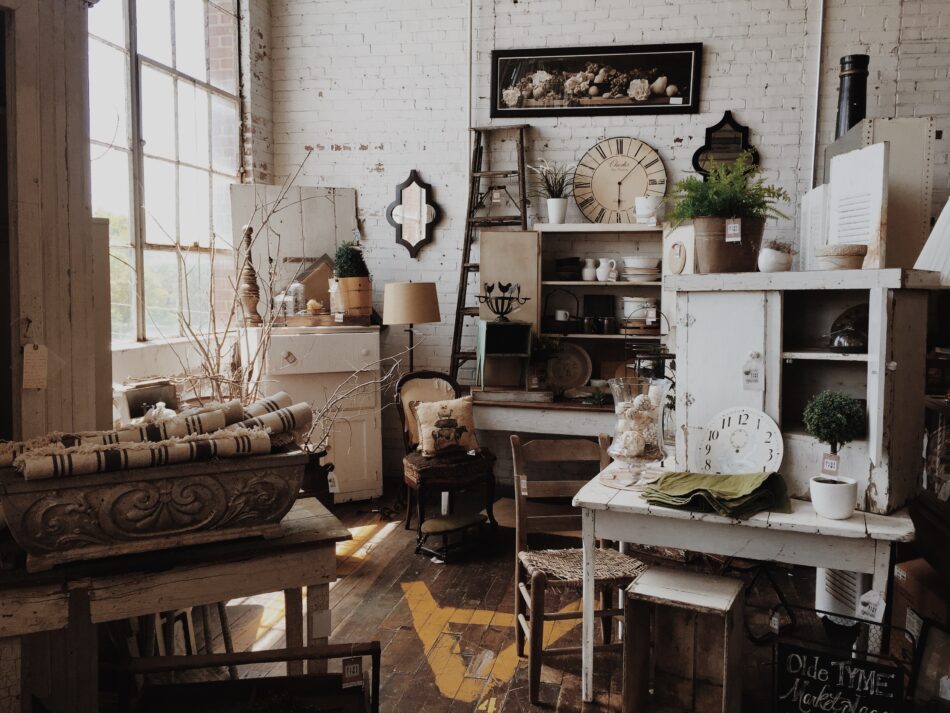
[573,137,667,223]
[695,407,784,475]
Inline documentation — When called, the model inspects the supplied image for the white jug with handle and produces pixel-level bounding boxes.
[581,258,597,282]
[595,258,616,282]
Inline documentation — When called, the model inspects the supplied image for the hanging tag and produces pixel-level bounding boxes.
[22,344,48,390]
[769,611,782,634]
[327,469,339,493]
[491,189,502,205]
[607,268,619,282]
[725,218,742,243]
[821,453,840,476]
[858,590,886,624]
[519,475,529,496]
[342,656,363,688]
[646,307,658,324]
[741,354,764,391]
[334,312,344,323]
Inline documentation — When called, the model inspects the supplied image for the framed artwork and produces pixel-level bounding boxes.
[490,43,703,118]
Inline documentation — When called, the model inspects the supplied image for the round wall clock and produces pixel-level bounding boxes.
[573,138,667,223]
[695,407,784,474]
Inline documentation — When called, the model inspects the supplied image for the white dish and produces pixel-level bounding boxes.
[622,256,661,269]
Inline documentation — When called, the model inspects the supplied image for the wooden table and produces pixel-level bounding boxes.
[573,463,916,703]
[0,499,350,712]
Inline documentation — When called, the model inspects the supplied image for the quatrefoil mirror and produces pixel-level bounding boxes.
[691,110,759,178]
[386,170,442,258]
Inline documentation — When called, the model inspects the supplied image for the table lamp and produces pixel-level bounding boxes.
[382,282,441,372]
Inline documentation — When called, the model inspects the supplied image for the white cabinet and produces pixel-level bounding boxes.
[668,269,937,514]
[252,326,383,503]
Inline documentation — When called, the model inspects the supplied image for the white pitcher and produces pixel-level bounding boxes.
[595,258,616,282]
[581,258,597,282]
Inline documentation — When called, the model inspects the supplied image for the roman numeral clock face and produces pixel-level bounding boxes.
[573,138,667,223]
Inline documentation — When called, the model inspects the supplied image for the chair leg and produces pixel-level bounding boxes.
[601,588,613,645]
[216,602,239,681]
[416,486,427,544]
[404,485,414,530]
[484,470,498,529]
[181,608,198,655]
[515,560,526,657]
[198,605,214,654]
[528,571,546,704]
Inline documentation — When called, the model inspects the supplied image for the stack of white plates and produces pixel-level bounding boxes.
[621,256,660,282]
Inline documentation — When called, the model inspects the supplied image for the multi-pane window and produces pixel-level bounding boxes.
[88,0,241,343]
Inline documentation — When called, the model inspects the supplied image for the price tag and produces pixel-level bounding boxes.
[821,452,840,476]
[769,611,782,634]
[607,268,619,282]
[327,469,339,493]
[725,218,742,243]
[519,476,529,496]
[646,307,658,324]
[859,589,886,624]
[22,344,48,390]
[669,96,684,105]
[334,312,344,323]
[342,656,363,689]
[742,355,764,391]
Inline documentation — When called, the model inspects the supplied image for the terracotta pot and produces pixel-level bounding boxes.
[338,276,373,317]
[693,216,765,273]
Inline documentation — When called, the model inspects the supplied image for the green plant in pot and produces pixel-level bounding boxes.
[666,151,790,274]
[333,241,372,317]
[803,390,865,519]
[528,161,574,225]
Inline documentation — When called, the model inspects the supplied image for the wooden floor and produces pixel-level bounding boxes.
[190,494,815,712]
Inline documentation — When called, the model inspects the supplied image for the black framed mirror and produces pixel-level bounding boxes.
[691,110,759,178]
[386,170,442,258]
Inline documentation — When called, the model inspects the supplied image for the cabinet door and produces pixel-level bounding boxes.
[675,290,781,469]
[325,411,382,503]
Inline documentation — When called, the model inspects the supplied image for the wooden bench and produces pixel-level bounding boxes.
[623,567,744,713]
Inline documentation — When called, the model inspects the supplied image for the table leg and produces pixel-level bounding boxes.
[307,583,331,675]
[582,507,596,703]
[868,541,893,655]
[284,588,304,676]
[65,586,97,712]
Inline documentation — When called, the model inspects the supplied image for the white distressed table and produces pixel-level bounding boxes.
[573,463,916,703]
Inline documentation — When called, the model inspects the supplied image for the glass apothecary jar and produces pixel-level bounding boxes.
[607,377,671,470]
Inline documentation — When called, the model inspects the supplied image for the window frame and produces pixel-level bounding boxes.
[91,0,244,343]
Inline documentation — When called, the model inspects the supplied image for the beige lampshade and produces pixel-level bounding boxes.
[382,282,441,325]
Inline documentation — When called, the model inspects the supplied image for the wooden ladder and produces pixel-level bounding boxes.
[449,124,530,383]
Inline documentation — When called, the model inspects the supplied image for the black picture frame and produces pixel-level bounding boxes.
[490,43,703,118]
[385,170,442,259]
[691,110,759,178]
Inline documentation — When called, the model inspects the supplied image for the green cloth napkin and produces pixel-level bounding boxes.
[643,471,791,520]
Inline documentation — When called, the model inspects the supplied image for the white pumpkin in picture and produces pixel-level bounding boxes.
[628,79,650,101]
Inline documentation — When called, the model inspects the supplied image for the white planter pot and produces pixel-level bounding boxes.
[547,198,568,224]
[757,248,793,273]
[809,476,857,520]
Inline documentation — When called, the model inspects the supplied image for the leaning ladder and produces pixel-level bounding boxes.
[448,124,530,383]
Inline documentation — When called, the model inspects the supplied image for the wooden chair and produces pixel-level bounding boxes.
[395,371,497,551]
[511,435,647,704]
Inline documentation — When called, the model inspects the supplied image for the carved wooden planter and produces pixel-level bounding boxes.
[0,449,308,572]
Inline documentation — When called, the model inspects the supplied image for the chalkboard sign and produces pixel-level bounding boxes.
[775,641,905,713]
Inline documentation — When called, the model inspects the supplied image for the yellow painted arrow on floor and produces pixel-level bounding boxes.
[400,581,582,704]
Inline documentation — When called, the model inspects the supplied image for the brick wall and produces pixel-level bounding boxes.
[264,0,950,479]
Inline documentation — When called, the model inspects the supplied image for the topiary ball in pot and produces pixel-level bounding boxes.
[333,241,372,317]
[803,390,865,519]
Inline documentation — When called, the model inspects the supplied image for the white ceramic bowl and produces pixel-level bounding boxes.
[622,256,660,269]
[758,248,793,273]
[809,476,857,520]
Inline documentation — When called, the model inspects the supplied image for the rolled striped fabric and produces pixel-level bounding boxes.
[0,434,64,467]
[244,392,294,419]
[15,428,272,481]
[237,402,313,438]
[178,399,245,425]
[63,409,229,448]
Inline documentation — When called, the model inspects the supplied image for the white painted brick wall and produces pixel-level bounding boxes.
[263,0,950,480]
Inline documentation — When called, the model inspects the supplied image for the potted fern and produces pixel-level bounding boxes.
[667,151,790,273]
[803,390,865,519]
[333,241,372,317]
[528,161,574,224]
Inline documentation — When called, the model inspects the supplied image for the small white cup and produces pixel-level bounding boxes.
[554,309,570,321]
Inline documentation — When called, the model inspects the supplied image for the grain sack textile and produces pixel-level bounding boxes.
[244,391,294,419]
[237,402,312,438]
[14,428,271,480]
[62,408,230,448]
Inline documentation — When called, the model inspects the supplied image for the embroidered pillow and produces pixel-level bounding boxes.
[411,396,479,456]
